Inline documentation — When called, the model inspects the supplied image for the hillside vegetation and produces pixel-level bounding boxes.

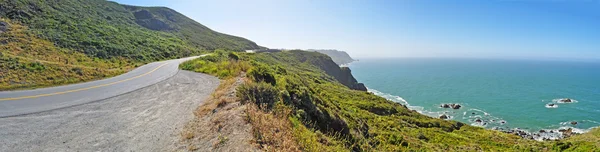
[181,50,600,151]
[0,19,128,90]
[0,0,259,90]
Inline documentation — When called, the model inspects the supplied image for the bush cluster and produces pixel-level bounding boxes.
[248,64,276,85]
[237,82,279,110]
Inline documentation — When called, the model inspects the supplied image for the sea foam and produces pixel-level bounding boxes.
[367,87,596,137]
[368,88,441,118]
[545,103,559,108]
[553,98,579,103]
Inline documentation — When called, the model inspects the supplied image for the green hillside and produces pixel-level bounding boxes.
[0,0,259,90]
[181,51,600,151]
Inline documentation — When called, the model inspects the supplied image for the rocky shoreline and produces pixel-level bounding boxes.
[436,103,586,141]
[493,127,582,141]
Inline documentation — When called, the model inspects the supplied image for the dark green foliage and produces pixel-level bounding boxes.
[248,64,276,85]
[0,0,259,62]
[25,62,45,71]
[237,82,279,110]
[553,142,573,151]
[227,52,240,60]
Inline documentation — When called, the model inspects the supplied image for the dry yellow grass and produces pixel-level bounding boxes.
[179,74,260,151]
[246,104,301,152]
[182,131,195,140]
[195,77,238,117]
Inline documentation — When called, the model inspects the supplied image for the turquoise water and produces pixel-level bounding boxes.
[350,58,600,134]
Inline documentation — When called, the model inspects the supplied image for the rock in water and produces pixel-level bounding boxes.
[440,103,461,109]
[474,119,483,123]
[562,98,573,103]
[563,128,574,137]
[451,104,462,109]
[570,121,578,125]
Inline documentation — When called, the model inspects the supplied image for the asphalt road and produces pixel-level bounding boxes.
[0,56,203,117]
[0,70,219,151]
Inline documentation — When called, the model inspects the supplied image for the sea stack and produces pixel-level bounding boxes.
[451,104,462,109]
[440,103,462,109]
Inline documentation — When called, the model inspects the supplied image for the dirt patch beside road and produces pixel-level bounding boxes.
[179,74,260,152]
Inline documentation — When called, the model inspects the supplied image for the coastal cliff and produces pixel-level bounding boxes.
[308,49,355,65]
[292,50,366,91]
[181,50,600,151]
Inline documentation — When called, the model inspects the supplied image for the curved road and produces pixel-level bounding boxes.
[0,56,203,117]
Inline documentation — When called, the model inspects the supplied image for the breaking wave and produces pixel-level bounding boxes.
[553,98,579,103]
[366,87,596,138]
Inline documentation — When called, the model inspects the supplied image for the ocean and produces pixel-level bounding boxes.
[349,58,600,136]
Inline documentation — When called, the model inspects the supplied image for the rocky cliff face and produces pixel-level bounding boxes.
[308,49,355,65]
[339,67,368,91]
[131,9,174,31]
[301,51,366,91]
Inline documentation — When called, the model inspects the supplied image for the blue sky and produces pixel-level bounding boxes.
[114,0,600,60]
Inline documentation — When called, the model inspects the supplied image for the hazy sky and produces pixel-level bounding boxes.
[114,0,600,60]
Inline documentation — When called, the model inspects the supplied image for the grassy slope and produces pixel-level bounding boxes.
[0,19,128,90]
[180,51,599,151]
[0,0,259,90]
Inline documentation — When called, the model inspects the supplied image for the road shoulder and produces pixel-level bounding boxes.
[0,70,219,151]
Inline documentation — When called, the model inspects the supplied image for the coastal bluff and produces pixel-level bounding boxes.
[300,51,367,91]
[308,49,356,66]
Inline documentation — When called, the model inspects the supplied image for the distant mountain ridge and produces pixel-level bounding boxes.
[0,0,260,90]
[307,49,355,65]
[0,0,259,61]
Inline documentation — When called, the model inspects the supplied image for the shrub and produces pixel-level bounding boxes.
[227,52,240,60]
[237,82,279,110]
[248,65,276,85]
[71,67,84,76]
[26,62,45,71]
[202,55,221,62]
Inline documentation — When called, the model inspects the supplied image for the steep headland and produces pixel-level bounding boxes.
[307,49,355,65]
